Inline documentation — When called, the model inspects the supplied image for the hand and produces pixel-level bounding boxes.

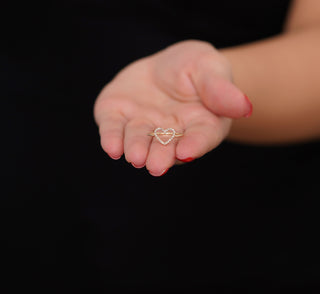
[94,40,252,176]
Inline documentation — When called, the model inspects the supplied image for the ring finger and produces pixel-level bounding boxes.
[124,119,154,168]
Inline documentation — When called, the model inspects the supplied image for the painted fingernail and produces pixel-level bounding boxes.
[244,94,253,118]
[160,168,169,176]
[179,157,194,163]
[131,162,144,169]
[111,155,122,160]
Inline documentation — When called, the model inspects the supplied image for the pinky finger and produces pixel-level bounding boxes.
[98,114,127,159]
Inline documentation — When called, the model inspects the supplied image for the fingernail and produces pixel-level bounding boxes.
[131,162,144,169]
[179,157,194,163]
[160,168,169,176]
[111,155,122,160]
[244,94,253,118]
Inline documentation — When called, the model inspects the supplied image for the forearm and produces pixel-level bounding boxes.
[222,26,320,144]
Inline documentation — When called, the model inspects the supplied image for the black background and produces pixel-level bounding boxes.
[2,0,320,292]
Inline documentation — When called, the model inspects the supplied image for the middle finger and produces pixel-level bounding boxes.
[146,127,179,176]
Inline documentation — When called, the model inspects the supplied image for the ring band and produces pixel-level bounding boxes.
[148,131,183,137]
[148,127,183,145]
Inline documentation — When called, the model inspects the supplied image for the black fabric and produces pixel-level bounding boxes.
[3,0,320,292]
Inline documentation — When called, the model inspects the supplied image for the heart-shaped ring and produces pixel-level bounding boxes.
[148,127,183,145]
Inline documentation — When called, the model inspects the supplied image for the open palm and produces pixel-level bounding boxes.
[94,41,251,176]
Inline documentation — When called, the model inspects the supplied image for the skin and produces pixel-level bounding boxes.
[94,0,320,176]
[225,0,320,144]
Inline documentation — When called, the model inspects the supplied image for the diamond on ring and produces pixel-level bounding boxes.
[148,127,183,145]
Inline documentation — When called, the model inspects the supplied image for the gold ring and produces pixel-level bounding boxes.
[148,127,183,145]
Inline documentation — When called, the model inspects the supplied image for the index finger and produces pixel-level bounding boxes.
[175,117,231,161]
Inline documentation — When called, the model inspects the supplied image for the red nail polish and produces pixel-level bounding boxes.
[244,95,253,118]
[179,157,194,163]
[132,162,144,168]
[161,168,169,176]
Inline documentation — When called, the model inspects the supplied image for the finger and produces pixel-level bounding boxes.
[175,118,231,161]
[98,114,127,159]
[146,134,177,177]
[192,61,252,118]
[124,120,153,168]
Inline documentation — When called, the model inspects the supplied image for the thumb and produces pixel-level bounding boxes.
[192,59,253,119]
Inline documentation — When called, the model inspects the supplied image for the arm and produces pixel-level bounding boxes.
[223,0,320,144]
[94,0,320,175]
